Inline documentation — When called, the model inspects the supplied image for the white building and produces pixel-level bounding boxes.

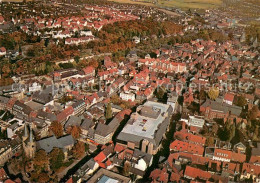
[187,115,205,128]
[29,82,42,93]
[120,92,135,102]
[0,47,6,56]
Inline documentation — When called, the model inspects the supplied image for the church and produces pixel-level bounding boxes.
[22,125,36,159]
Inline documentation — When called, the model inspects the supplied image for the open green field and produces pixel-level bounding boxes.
[108,0,222,9]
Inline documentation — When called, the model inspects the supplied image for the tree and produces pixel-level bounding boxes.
[123,161,131,176]
[252,126,259,141]
[37,172,50,183]
[49,148,64,170]
[155,86,166,101]
[72,141,85,159]
[208,87,219,100]
[49,121,63,138]
[248,106,259,121]
[221,120,236,142]
[228,123,236,142]
[105,102,113,120]
[177,96,184,106]
[33,150,49,172]
[199,89,207,103]
[69,126,81,139]
[234,95,247,107]
[206,137,215,146]
[212,123,219,135]
[74,55,80,63]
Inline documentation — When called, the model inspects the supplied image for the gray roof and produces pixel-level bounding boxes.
[117,101,173,148]
[0,95,10,104]
[72,99,85,109]
[65,116,82,129]
[252,143,260,156]
[36,135,75,153]
[13,100,32,115]
[201,100,242,116]
[65,116,94,130]
[37,110,57,122]
[32,85,58,104]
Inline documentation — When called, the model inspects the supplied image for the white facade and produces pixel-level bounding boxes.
[188,116,205,128]
[29,82,42,92]
[212,156,230,162]
[120,92,135,101]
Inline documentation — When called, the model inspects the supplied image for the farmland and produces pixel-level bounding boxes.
[108,0,222,9]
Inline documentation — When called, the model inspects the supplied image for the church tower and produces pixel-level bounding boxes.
[22,125,36,159]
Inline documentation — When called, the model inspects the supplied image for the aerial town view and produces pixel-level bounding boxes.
[0,0,259,182]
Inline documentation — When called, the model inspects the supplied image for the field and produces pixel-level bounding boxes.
[108,0,222,9]
[221,0,260,19]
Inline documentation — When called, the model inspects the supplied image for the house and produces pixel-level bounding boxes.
[240,163,260,182]
[174,130,206,146]
[28,82,42,93]
[251,143,260,157]
[94,109,131,145]
[0,168,8,182]
[120,92,135,102]
[207,148,246,163]
[223,93,235,105]
[57,106,74,124]
[0,47,6,56]
[113,147,153,177]
[170,140,204,156]
[0,137,21,166]
[73,158,99,181]
[82,66,95,77]
[12,101,33,121]
[0,96,10,110]
[150,168,169,183]
[181,115,205,132]
[32,85,58,105]
[64,116,94,138]
[94,151,113,169]
[72,100,86,116]
[133,36,140,44]
[233,142,246,154]
[184,166,211,180]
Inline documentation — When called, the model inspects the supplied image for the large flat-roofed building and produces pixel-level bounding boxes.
[87,168,131,183]
[117,101,173,155]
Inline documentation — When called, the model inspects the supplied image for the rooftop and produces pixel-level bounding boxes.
[87,168,130,183]
[117,101,173,147]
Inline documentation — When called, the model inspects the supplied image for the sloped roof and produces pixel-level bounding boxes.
[36,135,74,153]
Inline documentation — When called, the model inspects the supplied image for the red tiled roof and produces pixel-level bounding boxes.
[94,152,106,163]
[250,155,260,164]
[170,140,204,156]
[231,152,246,163]
[174,130,206,145]
[83,66,95,75]
[65,177,73,183]
[150,168,169,183]
[184,166,211,180]
[57,106,74,122]
[4,180,15,183]
[0,168,7,181]
[114,144,126,153]
[224,93,235,102]
[214,148,232,160]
